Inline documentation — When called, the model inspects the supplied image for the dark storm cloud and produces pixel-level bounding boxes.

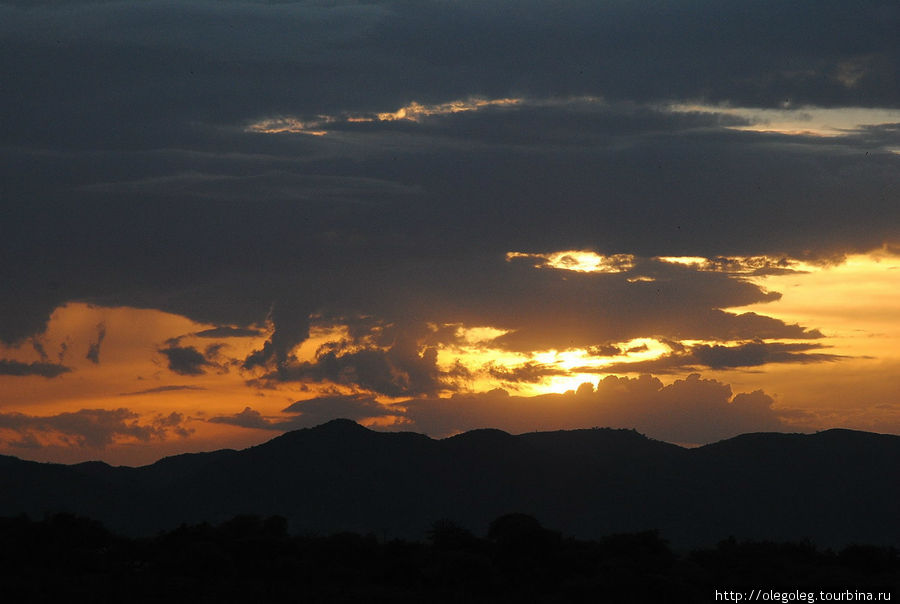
[595,341,846,375]
[691,341,845,368]
[0,408,192,449]
[314,99,752,146]
[2,0,897,155]
[0,359,71,378]
[158,345,213,376]
[431,260,821,353]
[265,337,445,397]
[233,257,832,394]
[0,0,393,149]
[81,172,422,205]
[3,1,898,113]
[486,362,568,384]
[233,254,826,391]
[846,122,900,148]
[1,0,898,357]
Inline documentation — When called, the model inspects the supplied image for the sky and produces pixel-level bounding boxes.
[1,0,898,465]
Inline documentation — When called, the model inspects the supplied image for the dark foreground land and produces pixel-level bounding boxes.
[3,421,900,550]
[1,512,897,604]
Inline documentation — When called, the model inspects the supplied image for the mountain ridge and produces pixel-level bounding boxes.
[1,421,897,548]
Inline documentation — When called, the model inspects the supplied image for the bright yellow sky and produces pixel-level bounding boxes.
[717,249,900,433]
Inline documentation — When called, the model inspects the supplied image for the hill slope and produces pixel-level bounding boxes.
[1,422,897,547]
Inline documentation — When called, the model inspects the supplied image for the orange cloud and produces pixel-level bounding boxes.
[0,408,192,450]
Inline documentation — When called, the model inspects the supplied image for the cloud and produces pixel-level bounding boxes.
[31,338,48,361]
[245,96,748,143]
[282,393,393,424]
[0,0,896,468]
[85,322,106,364]
[242,301,315,371]
[209,406,277,431]
[692,341,845,368]
[485,362,568,384]
[3,113,895,360]
[118,385,206,397]
[82,172,423,206]
[209,394,392,431]
[3,1,897,136]
[1,0,897,376]
[194,326,264,338]
[0,359,71,378]
[0,408,193,449]
[158,345,213,376]
[596,341,846,374]
[402,373,788,444]
[263,335,448,397]
[214,373,791,445]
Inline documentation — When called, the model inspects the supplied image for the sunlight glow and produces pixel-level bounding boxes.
[538,373,601,394]
[434,336,675,396]
[530,338,669,371]
[246,97,522,135]
[507,250,817,276]
[655,255,815,274]
[375,98,520,122]
[454,325,510,345]
[507,250,635,273]
[656,256,709,266]
[245,96,611,137]
[244,117,331,135]
[668,103,900,139]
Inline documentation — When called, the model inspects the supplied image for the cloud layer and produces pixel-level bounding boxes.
[1,1,898,461]
[0,359,70,378]
[0,408,192,449]
[2,1,898,346]
[212,373,789,445]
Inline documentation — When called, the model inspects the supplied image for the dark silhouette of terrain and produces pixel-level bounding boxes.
[0,512,896,603]
[1,420,898,548]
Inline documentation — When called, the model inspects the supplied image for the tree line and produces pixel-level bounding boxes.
[0,512,896,603]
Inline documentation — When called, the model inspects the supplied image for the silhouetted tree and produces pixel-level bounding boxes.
[427,518,479,550]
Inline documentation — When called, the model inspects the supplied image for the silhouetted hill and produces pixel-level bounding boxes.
[519,426,685,463]
[681,429,900,547]
[1,422,898,548]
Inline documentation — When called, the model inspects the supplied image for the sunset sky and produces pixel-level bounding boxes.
[1,0,899,465]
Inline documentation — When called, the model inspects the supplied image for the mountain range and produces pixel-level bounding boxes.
[2,420,898,548]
